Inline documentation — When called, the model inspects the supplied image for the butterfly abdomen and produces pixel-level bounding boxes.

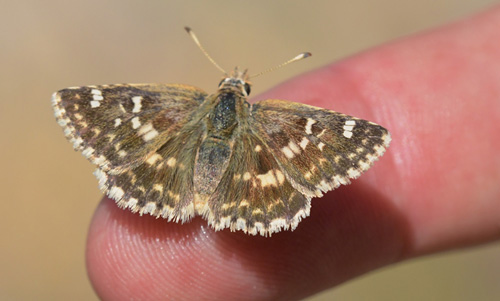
[192,90,247,213]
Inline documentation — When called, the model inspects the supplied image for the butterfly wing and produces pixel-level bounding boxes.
[53,84,209,221]
[94,120,206,222]
[250,99,391,198]
[203,127,309,236]
[52,84,207,173]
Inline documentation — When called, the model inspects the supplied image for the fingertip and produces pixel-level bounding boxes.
[86,178,410,300]
[87,198,215,300]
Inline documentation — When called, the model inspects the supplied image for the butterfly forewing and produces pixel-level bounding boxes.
[251,99,391,198]
[52,84,207,172]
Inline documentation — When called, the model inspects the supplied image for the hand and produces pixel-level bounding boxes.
[86,7,500,300]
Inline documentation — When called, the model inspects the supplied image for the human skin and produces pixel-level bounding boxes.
[86,6,500,300]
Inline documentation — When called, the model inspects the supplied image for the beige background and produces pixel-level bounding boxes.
[1,0,499,300]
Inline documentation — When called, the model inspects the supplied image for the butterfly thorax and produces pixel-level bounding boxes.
[192,71,252,212]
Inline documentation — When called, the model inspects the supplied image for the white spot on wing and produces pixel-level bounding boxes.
[342,120,355,139]
[90,100,100,108]
[275,170,285,184]
[132,96,143,113]
[359,160,370,170]
[382,133,392,146]
[343,131,353,138]
[91,89,103,102]
[57,118,69,126]
[143,129,159,141]
[109,186,125,200]
[146,153,162,165]
[82,147,95,158]
[138,123,153,135]
[131,117,141,129]
[126,198,138,208]
[93,168,108,188]
[299,137,309,150]
[141,202,156,214]
[347,168,361,178]
[305,118,316,135]
[166,157,176,167]
[53,107,65,118]
[256,170,277,187]
[72,137,83,149]
[51,92,60,105]
[153,184,163,193]
[94,155,107,165]
[138,122,159,142]
[281,146,295,159]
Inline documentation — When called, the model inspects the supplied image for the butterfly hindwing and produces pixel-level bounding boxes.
[251,99,391,198]
[52,84,207,172]
[204,128,309,236]
[95,120,206,222]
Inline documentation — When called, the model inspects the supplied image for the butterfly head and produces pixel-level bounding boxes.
[218,67,252,97]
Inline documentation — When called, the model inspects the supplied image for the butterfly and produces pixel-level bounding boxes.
[52,28,390,236]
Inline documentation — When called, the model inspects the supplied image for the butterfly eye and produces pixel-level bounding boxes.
[244,83,251,95]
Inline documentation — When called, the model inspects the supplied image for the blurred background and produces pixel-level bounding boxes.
[1,0,499,300]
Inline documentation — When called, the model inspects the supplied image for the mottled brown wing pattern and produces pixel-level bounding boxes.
[204,129,309,236]
[251,99,391,198]
[52,84,207,173]
[53,83,209,221]
[53,79,390,236]
[94,121,206,222]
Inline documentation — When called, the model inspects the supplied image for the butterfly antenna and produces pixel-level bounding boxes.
[250,52,312,78]
[185,27,227,74]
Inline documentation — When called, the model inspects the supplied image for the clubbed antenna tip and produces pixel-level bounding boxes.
[250,52,312,78]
